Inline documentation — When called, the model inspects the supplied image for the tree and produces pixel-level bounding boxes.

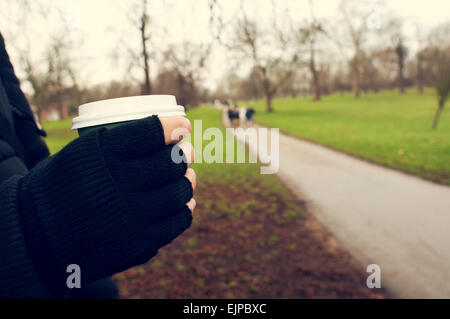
[384,18,408,94]
[216,67,266,101]
[1,0,80,119]
[393,37,407,94]
[138,0,151,94]
[427,22,450,129]
[20,34,78,121]
[370,47,396,91]
[357,51,378,93]
[298,22,325,101]
[231,15,299,112]
[338,0,371,98]
[119,0,154,95]
[297,0,326,101]
[432,49,450,129]
[414,23,426,94]
[161,42,211,107]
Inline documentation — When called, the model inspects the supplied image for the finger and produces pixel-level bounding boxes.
[186,198,196,213]
[147,206,193,248]
[117,143,192,189]
[159,116,191,145]
[100,115,166,158]
[184,168,196,190]
[177,142,194,168]
[132,177,193,221]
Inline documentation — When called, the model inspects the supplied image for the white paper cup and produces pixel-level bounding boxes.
[72,95,185,136]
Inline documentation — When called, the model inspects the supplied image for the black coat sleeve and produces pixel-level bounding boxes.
[0,175,52,298]
[0,140,28,183]
[0,138,51,297]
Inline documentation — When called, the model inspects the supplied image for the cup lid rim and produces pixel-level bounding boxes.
[72,95,185,130]
[72,109,185,130]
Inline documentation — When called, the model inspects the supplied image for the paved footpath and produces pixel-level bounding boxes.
[228,113,450,298]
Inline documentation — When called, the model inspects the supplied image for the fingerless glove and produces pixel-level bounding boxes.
[17,115,193,297]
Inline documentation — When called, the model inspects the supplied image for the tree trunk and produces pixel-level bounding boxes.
[417,78,424,95]
[310,46,320,101]
[56,90,65,119]
[352,68,360,99]
[142,52,151,95]
[140,0,151,95]
[432,101,444,130]
[311,65,320,101]
[349,53,360,98]
[261,72,273,112]
[177,73,186,107]
[396,44,405,94]
[417,53,424,94]
[266,94,273,112]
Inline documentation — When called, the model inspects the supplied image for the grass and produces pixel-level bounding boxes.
[245,89,450,184]
[43,118,78,154]
[43,106,385,298]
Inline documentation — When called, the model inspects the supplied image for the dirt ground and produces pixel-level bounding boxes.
[113,166,387,299]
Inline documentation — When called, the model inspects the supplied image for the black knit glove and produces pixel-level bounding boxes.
[17,115,193,297]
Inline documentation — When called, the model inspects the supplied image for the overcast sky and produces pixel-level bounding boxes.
[1,0,449,92]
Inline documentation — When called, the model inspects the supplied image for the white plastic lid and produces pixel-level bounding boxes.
[72,95,185,130]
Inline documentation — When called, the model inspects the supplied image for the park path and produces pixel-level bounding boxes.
[223,111,450,298]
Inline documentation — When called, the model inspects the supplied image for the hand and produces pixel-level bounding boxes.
[18,115,197,296]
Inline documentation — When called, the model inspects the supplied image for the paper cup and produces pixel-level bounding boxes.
[72,95,185,136]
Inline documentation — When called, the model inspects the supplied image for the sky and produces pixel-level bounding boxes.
[1,0,449,93]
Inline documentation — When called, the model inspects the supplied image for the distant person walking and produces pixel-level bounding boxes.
[227,104,240,128]
[245,107,255,127]
[239,105,247,128]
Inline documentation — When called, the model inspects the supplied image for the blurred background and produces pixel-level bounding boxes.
[1,0,449,298]
[1,0,449,121]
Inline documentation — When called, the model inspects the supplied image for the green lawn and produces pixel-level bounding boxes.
[245,89,450,184]
[43,118,78,154]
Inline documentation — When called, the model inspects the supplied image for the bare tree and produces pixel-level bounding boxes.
[21,57,50,120]
[370,47,396,91]
[394,38,407,94]
[231,15,298,112]
[20,34,78,120]
[432,48,450,129]
[416,50,425,94]
[414,23,426,94]
[298,22,325,101]
[384,18,408,94]
[338,0,372,98]
[118,0,155,95]
[125,0,153,95]
[139,0,151,94]
[426,22,450,129]
[208,0,243,49]
[160,42,211,107]
[296,0,327,101]
[1,1,82,120]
